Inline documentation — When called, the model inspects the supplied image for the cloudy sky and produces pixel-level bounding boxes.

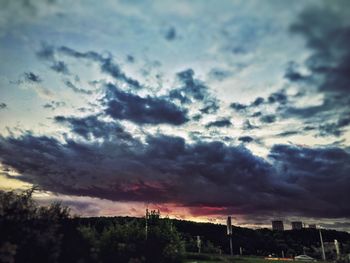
[0,0,350,231]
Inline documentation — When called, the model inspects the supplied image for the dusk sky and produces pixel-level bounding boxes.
[0,0,350,231]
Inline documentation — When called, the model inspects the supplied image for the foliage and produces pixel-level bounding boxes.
[0,188,70,263]
[171,219,350,259]
[2,190,350,263]
[77,211,185,263]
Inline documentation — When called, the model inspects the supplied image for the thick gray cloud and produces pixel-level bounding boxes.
[169,69,210,104]
[50,61,69,74]
[279,2,350,137]
[103,83,189,125]
[24,72,42,83]
[36,44,142,88]
[205,119,232,128]
[57,46,142,89]
[267,91,287,105]
[199,100,220,115]
[1,129,349,218]
[289,2,350,94]
[230,90,288,114]
[269,144,350,218]
[230,102,247,111]
[36,43,70,75]
[54,115,132,141]
[260,114,276,124]
[1,0,350,225]
[238,136,254,143]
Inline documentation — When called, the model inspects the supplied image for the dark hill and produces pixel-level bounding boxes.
[70,216,350,259]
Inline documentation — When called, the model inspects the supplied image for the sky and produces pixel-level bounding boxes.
[0,0,350,231]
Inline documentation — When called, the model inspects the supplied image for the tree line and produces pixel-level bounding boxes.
[1,189,350,262]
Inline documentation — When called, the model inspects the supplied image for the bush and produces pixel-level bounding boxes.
[0,188,69,263]
[78,211,185,263]
[0,190,186,263]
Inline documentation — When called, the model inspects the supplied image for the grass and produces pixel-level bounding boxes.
[185,253,305,263]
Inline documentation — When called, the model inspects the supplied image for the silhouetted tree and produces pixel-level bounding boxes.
[0,188,69,263]
[77,211,185,263]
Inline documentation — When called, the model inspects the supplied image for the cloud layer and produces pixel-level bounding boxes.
[0,0,349,227]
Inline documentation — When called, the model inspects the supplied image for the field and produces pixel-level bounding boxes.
[185,254,306,263]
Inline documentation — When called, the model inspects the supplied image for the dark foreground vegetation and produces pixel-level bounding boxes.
[1,189,350,263]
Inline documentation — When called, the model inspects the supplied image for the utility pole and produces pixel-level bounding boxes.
[334,239,340,260]
[197,235,201,254]
[319,228,326,261]
[227,216,233,256]
[145,208,149,240]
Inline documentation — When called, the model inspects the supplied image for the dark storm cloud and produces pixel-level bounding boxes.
[268,91,287,105]
[238,136,254,143]
[24,72,42,83]
[36,42,55,60]
[64,80,92,95]
[290,3,350,95]
[338,115,350,127]
[54,115,131,141]
[284,104,327,119]
[1,130,349,218]
[50,61,69,74]
[279,94,350,137]
[0,132,277,209]
[251,112,262,117]
[243,120,258,130]
[230,102,247,111]
[103,83,188,125]
[269,144,350,218]
[192,114,202,121]
[0,102,7,109]
[276,130,299,137]
[100,58,141,89]
[36,44,142,88]
[145,134,185,159]
[318,115,350,137]
[230,90,288,119]
[284,61,309,82]
[57,46,103,61]
[57,46,142,89]
[260,114,276,124]
[36,43,70,75]
[283,0,350,136]
[252,97,264,106]
[205,119,232,128]
[319,124,342,137]
[281,94,346,121]
[169,69,210,104]
[199,100,220,114]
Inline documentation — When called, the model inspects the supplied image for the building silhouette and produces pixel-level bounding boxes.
[272,220,284,231]
[291,221,303,230]
[308,224,317,229]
